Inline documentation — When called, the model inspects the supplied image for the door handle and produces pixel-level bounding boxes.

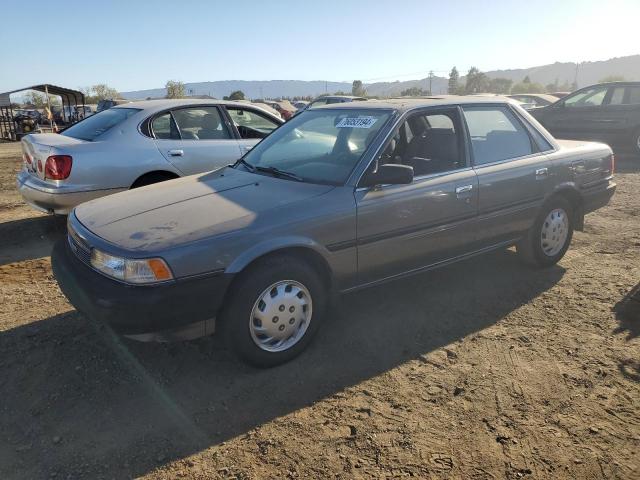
[455,184,473,195]
[535,167,548,178]
[168,149,184,157]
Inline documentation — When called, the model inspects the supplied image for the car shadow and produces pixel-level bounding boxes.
[613,282,640,384]
[0,249,565,479]
[614,153,640,173]
[614,281,640,341]
[0,215,66,266]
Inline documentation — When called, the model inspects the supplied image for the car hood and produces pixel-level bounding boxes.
[75,168,334,252]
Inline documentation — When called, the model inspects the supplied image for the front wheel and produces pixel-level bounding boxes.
[219,255,327,367]
[517,196,574,267]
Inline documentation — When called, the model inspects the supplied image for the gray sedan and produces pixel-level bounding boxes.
[17,99,283,214]
[52,97,616,366]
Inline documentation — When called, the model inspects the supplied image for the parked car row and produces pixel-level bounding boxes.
[16,95,616,366]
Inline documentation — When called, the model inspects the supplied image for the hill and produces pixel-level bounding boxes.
[120,54,640,100]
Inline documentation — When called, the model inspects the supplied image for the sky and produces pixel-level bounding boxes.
[1,0,639,93]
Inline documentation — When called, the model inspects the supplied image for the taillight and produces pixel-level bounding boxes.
[37,159,43,172]
[44,155,72,180]
[23,152,32,164]
[610,153,615,175]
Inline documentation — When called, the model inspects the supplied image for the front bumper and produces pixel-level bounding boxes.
[16,170,126,214]
[582,179,616,215]
[51,238,234,340]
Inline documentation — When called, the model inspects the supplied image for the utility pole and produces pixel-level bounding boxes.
[573,61,580,89]
[428,70,434,95]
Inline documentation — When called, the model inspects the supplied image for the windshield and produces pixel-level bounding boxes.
[237,108,392,185]
[61,108,140,141]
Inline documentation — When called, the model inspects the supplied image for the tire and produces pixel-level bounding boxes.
[517,196,574,268]
[633,129,640,156]
[219,255,327,367]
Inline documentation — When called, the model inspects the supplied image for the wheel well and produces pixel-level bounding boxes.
[552,188,584,231]
[131,170,179,189]
[236,247,333,291]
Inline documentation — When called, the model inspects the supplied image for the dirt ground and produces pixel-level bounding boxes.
[0,141,638,480]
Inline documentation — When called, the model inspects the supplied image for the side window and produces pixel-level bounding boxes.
[378,109,464,176]
[609,87,625,105]
[564,87,607,108]
[171,107,231,140]
[627,87,640,105]
[151,112,179,140]
[463,106,534,165]
[227,108,279,139]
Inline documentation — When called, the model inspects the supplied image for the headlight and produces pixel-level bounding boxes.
[90,249,173,284]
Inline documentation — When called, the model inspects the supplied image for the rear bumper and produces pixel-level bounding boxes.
[582,179,616,214]
[16,170,125,214]
[51,238,234,339]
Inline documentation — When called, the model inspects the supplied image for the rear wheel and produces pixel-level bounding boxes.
[219,255,326,367]
[633,129,640,156]
[517,196,574,267]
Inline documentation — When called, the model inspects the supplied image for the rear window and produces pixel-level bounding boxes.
[62,108,140,141]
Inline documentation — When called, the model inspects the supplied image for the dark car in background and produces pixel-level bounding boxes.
[531,82,640,155]
[96,99,130,112]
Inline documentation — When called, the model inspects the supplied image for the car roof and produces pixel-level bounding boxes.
[508,93,559,102]
[112,98,280,117]
[312,96,523,112]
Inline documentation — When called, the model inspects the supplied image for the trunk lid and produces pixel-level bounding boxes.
[21,133,87,180]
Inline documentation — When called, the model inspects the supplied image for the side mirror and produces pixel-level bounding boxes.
[361,163,413,188]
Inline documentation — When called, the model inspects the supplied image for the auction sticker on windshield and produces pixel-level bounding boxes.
[336,116,378,128]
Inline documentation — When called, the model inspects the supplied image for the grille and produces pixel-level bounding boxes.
[68,228,91,266]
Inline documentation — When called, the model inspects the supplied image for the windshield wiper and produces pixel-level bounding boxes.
[255,166,303,182]
[234,158,255,172]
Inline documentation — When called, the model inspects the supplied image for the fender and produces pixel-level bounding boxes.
[225,235,332,274]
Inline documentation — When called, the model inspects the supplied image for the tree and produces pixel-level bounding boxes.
[224,90,245,101]
[165,80,186,99]
[400,86,426,97]
[487,77,513,94]
[464,67,489,94]
[92,84,120,100]
[523,75,531,84]
[352,80,366,97]
[23,91,48,108]
[599,75,625,83]
[448,67,460,94]
[511,81,545,94]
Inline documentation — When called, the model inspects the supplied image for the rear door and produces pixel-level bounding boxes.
[462,104,553,245]
[593,85,640,147]
[152,106,242,175]
[224,106,282,155]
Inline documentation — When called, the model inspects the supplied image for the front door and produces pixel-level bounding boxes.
[225,106,282,155]
[355,107,479,285]
[152,106,242,175]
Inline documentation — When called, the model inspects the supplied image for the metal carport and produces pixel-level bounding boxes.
[0,84,85,141]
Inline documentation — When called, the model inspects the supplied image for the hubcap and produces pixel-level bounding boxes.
[540,208,569,257]
[249,280,312,352]
[636,134,640,151]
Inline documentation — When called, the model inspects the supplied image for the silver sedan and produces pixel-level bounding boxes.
[17,99,283,214]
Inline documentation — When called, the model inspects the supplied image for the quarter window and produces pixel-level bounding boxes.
[463,106,534,165]
[171,107,231,140]
[227,108,279,139]
[627,87,640,105]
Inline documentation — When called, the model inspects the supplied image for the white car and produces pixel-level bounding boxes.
[17,99,283,214]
